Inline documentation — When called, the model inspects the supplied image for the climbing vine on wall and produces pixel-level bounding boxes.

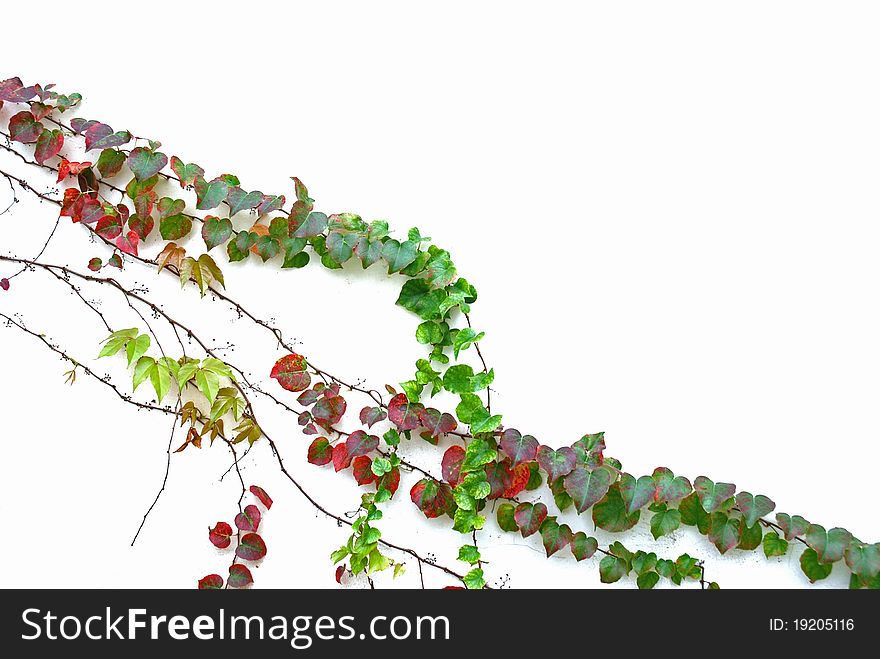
[1,76,878,590]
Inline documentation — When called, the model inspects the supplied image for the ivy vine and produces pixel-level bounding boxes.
[1,76,877,590]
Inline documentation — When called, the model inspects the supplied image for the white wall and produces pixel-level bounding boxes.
[1,0,878,589]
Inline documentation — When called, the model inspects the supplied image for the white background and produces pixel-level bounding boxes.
[1,1,879,589]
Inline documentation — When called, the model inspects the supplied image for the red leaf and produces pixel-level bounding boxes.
[514,502,548,538]
[87,258,102,272]
[332,443,351,472]
[536,445,577,483]
[34,129,63,164]
[352,455,376,485]
[418,407,458,437]
[234,504,262,532]
[249,485,273,510]
[503,463,531,499]
[128,213,154,241]
[115,230,139,256]
[359,406,386,428]
[60,188,83,219]
[270,353,311,392]
[227,564,254,588]
[95,214,122,240]
[410,478,455,518]
[235,533,267,561]
[57,159,92,183]
[0,278,9,292]
[79,197,105,225]
[345,430,378,458]
[377,466,400,496]
[8,110,41,143]
[208,521,233,549]
[307,437,332,466]
[335,565,345,584]
[499,428,539,466]
[441,445,466,486]
[313,394,347,427]
[388,393,424,431]
[0,77,37,102]
[198,574,224,589]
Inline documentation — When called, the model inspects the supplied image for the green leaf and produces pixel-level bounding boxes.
[679,493,711,533]
[619,473,655,515]
[202,216,233,251]
[462,567,485,590]
[763,530,789,558]
[456,394,502,434]
[497,503,518,532]
[457,545,481,565]
[844,542,880,580]
[291,211,327,238]
[637,571,660,590]
[592,484,640,533]
[326,231,358,264]
[424,250,457,288]
[128,147,168,181]
[570,532,598,561]
[563,466,613,514]
[282,250,310,269]
[650,508,682,540]
[133,356,155,391]
[254,235,280,262]
[693,476,736,513]
[708,512,739,554]
[170,156,204,188]
[415,321,444,345]
[735,492,775,528]
[452,328,484,359]
[539,517,573,557]
[396,279,447,321]
[738,520,763,551]
[460,438,497,473]
[96,148,126,178]
[800,547,833,583]
[98,328,138,358]
[776,513,809,541]
[227,231,258,262]
[159,214,193,241]
[196,369,221,404]
[442,364,494,394]
[381,239,418,273]
[652,467,692,503]
[805,525,853,564]
[452,508,485,534]
[599,555,628,583]
[125,333,150,367]
[194,176,229,210]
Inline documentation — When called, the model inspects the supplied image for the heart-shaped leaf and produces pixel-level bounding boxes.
[313,395,347,427]
[345,430,379,457]
[539,517,573,557]
[776,513,809,541]
[800,547,832,583]
[592,484,640,532]
[227,186,264,215]
[570,532,598,561]
[441,446,465,486]
[844,542,880,579]
[34,128,63,164]
[128,214,154,240]
[381,239,418,273]
[198,574,224,589]
[735,491,775,528]
[762,530,789,558]
[95,214,122,240]
[159,214,193,241]
[9,111,42,143]
[235,533,267,561]
[694,476,736,513]
[708,513,740,554]
[514,502,548,538]
[417,407,457,437]
[563,466,613,514]
[115,230,139,256]
[128,147,168,181]
[651,508,682,539]
[96,148,126,177]
[170,156,204,188]
[234,504,261,532]
[499,428,538,466]
[536,445,576,483]
[619,473,655,514]
[387,393,424,431]
[208,521,233,549]
[497,503,518,532]
[194,176,229,210]
[227,564,254,588]
[270,353,310,392]
[359,406,387,428]
[291,210,328,238]
[307,437,332,466]
[652,467,692,503]
[410,478,454,519]
[805,525,852,564]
